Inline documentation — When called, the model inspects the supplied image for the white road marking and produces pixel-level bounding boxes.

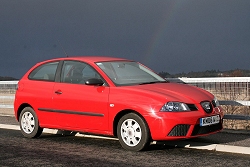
[0,123,118,141]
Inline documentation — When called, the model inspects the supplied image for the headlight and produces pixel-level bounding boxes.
[160,102,190,112]
[212,97,220,107]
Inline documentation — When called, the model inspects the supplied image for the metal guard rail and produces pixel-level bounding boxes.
[1,79,250,120]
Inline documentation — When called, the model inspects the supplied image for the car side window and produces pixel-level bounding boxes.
[28,62,59,81]
[61,61,102,84]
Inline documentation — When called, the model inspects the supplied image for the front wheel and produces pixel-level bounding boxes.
[19,107,43,138]
[117,113,151,151]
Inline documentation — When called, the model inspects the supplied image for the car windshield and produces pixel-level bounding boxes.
[96,61,166,86]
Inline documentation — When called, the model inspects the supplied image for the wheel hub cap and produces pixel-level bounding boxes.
[127,128,134,137]
[21,111,35,134]
[120,119,142,147]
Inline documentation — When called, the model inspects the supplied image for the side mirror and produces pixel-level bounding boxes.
[85,78,104,86]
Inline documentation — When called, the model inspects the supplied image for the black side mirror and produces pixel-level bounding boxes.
[85,78,104,86]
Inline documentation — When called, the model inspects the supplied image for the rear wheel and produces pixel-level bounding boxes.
[117,113,151,151]
[19,107,43,138]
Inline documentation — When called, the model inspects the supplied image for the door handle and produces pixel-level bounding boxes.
[55,90,63,94]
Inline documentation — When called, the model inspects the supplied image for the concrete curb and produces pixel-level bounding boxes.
[222,129,250,135]
[0,123,250,155]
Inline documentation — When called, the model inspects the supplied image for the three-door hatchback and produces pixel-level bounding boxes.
[14,56,224,151]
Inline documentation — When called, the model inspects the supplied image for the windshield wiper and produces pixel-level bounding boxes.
[138,81,169,85]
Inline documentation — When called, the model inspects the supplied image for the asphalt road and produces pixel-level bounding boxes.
[0,116,250,166]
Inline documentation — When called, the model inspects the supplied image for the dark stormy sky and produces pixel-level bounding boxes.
[1,0,250,79]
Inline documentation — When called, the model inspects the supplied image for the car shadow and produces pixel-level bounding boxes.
[149,130,250,151]
[38,129,250,151]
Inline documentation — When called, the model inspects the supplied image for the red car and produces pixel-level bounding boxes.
[14,56,223,151]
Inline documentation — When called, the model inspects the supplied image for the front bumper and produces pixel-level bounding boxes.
[144,106,223,141]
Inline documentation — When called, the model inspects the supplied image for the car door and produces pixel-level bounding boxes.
[52,60,110,131]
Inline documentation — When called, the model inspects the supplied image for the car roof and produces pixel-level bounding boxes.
[41,56,132,64]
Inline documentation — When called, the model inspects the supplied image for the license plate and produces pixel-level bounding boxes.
[200,115,220,126]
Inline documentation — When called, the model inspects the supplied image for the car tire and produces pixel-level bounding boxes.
[117,113,151,151]
[19,107,43,138]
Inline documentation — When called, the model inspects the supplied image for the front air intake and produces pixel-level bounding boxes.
[168,124,190,136]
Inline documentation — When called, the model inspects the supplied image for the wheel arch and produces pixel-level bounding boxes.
[16,103,33,121]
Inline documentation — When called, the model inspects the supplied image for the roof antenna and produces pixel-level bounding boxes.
[57,39,68,57]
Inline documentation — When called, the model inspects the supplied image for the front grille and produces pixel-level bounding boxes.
[168,124,190,136]
[191,122,223,136]
[200,101,213,113]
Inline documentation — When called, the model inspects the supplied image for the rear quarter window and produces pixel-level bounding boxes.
[28,62,59,81]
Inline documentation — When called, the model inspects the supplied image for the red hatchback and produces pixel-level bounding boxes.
[14,56,223,151]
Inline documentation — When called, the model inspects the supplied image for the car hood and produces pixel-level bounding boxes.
[127,83,214,103]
